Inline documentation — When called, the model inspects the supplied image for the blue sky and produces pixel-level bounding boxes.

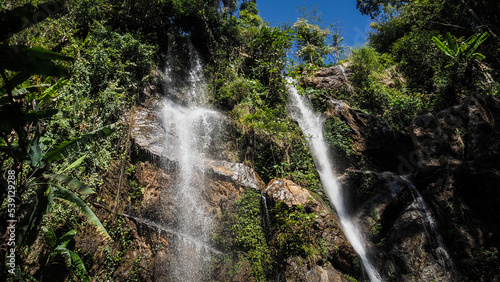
[257,0,373,47]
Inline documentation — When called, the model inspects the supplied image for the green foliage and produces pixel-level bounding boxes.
[356,0,403,18]
[232,188,271,281]
[286,136,322,194]
[368,222,382,243]
[430,31,491,106]
[347,46,424,128]
[366,0,499,109]
[432,32,489,66]
[0,1,66,41]
[461,249,500,280]
[105,217,132,248]
[271,202,318,259]
[324,117,357,161]
[127,164,144,203]
[239,8,262,27]
[0,3,163,279]
[0,45,73,77]
[240,1,258,15]
[288,6,344,67]
[43,228,89,282]
[0,4,114,255]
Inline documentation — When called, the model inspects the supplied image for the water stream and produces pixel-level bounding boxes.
[402,176,455,271]
[286,78,381,281]
[160,45,223,281]
[261,194,273,238]
[339,65,355,96]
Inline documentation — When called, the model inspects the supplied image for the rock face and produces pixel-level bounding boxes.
[207,160,265,191]
[325,99,413,173]
[335,94,500,281]
[303,64,352,91]
[408,94,500,281]
[261,178,361,279]
[130,104,167,161]
[264,178,313,207]
[312,66,500,281]
[125,89,500,281]
[125,102,361,281]
[286,258,352,282]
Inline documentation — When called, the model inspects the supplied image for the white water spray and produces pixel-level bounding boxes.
[339,65,355,96]
[402,177,455,270]
[286,77,381,281]
[161,48,223,281]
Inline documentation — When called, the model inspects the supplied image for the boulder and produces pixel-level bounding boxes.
[264,178,313,207]
[303,64,351,91]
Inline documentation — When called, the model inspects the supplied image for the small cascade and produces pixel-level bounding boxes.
[261,194,273,238]
[160,42,224,281]
[286,77,381,282]
[401,176,455,271]
[338,65,355,96]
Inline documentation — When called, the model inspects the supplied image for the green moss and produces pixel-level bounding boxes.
[324,116,357,161]
[232,188,271,281]
[271,202,318,260]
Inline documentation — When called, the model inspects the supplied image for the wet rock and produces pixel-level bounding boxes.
[262,178,361,278]
[378,186,456,281]
[338,170,406,219]
[130,105,169,161]
[405,93,500,281]
[325,99,413,173]
[286,257,350,282]
[131,102,243,166]
[206,160,265,191]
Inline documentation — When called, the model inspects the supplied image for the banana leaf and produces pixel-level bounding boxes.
[43,173,95,195]
[53,184,111,241]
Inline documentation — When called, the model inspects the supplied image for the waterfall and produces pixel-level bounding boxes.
[339,65,355,96]
[261,194,273,238]
[286,78,381,281]
[402,177,455,271]
[160,44,223,281]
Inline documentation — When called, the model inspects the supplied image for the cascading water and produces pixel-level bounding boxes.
[261,194,273,238]
[402,177,455,271]
[160,44,223,281]
[286,77,381,282]
[339,65,355,96]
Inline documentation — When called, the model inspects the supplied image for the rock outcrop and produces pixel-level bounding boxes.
[325,99,413,173]
[309,64,500,281]
[303,64,352,91]
[408,94,500,281]
[125,85,500,281]
[264,178,313,207]
[261,178,361,279]
[125,102,362,281]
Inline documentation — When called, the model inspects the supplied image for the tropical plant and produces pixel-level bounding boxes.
[18,123,113,246]
[432,32,489,67]
[43,228,89,282]
[0,4,112,277]
[431,31,491,105]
